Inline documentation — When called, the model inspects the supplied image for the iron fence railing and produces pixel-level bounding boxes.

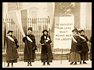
[2,18,92,53]
[2,18,53,53]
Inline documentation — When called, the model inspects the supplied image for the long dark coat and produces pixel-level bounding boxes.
[80,35,89,60]
[23,34,37,62]
[69,35,84,62]
[6,35,19,63]
[70,35,84,52]
[90,36,92,60]
[81,35,89,51]
[40,34,53,62]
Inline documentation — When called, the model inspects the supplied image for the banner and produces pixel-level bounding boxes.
[8,10,29,53]
[47,3,55,30]
[54,16,74,49]
[21,10,27,35]
[8,10,25,37]
[4,22,7,53]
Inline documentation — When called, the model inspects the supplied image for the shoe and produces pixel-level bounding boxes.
[74,62,77,65]
[43,62,45,66]
[47,63,50,65]
[80,62,82,64]
[6,65,9,67]
[27,64,29,66]
[11,63,13,67]
[30,64,32,66]
[47,62,50,65]
[83,62,87,64]
[43,64,45,65]
[6,63,9,67]
[70,62,73,65]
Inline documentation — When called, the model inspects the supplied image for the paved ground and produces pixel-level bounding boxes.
[2,60,92,68]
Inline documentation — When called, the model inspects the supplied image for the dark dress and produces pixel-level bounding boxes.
[6,35,19,63]
[23,34,37,62]
[81,35,89,60]
[69,35,83,62]
[40,34,53,62]
[90,36,92,60]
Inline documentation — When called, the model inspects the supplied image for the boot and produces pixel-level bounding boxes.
[47,62,50,65]
[90,59,92,61]
[27,62,29,66]
[43,62,45,65]
[70,62,73,65]
[80,61,82,64]
[6,63,9,67]
[74,62,77,65]
[11,63,13,67]
[29,62,32,66]
[83,61,87,64]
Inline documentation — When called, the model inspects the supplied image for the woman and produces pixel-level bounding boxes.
[78,30,87,64]
[6,30,19,67]
[23,27,37,66]
[69,28,82,65]
[80,30,89,64]
[40,29,53,65]
[89,36,92,61]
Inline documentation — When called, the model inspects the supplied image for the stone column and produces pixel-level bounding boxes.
[74,2,80,29]
[2,2,8,19]
[86,2,92,29]
[80,2,87,29]
[80,2,92,38]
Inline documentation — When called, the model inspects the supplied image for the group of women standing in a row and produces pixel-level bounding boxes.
[5,27,92,67]
[5,27,53,67]
[69,28,92,65]
[23,27,53,66]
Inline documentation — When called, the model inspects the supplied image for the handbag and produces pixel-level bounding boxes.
[33,45,37,50]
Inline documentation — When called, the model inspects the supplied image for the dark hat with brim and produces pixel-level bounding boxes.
[7,30,13,34]
[28,27,32,31]
[72,28,78,32]
[80,29,85,33]
[42,29,48,33]
[78,30,81,33]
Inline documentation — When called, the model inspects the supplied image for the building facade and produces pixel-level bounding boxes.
[3,2,92,29]
[2,2,92,50]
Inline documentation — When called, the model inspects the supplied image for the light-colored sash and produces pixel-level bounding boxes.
[26,36,32,42]
[44,36,46,39]
[7,36,14,42]
[72,36,77,43]
[79,36,86,41]
[47,37,50,40]
[41,44,44,45]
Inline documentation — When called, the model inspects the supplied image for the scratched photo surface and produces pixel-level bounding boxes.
[2,2,92,68]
